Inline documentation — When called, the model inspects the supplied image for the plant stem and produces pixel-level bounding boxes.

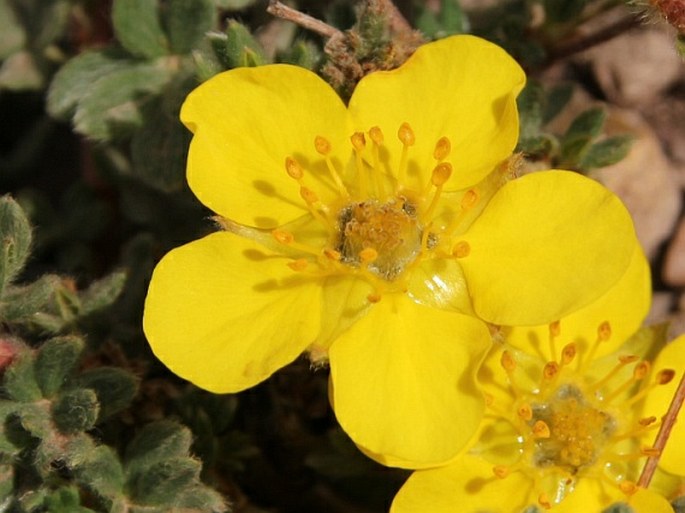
[266,1,343,39]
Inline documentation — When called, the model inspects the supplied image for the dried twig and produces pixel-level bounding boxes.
[266,0,343,39]
[637,370,685,488]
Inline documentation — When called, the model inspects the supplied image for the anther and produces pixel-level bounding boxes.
[549,320,560,338]
[431,162,452,186]
[619,355,640,364]
[398,122,415,146]
[287,258,309,272]
[517,403,533,421]
[533,420,551,439]
[272,229,294,245]
[538,493,552,510]
[367,292,382,303]
[639,416,657,426]
[433,136,451,161]
[369,126,384,145]
[452,240,470,258]
[542,361,560,380]
[300,186,318,204]
[285,157,304,180]
[561,343,576,366]
[359,247,378,263]
[351,132,366,151]
[598,321,612,341]
[492,465,509,479]
[500,351,517,372]
[461,189,479,210]
[633,361,651,380]
[640,446,661,457]
[314,135,331,155]
[619,481,638,496]
[656,369,676,385]
[323,248,341,261]
[484,393,494,407]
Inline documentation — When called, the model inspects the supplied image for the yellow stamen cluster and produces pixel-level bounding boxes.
[486,320,675,509]
[271,122,485,303]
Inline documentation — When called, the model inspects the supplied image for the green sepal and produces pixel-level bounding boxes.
[542,83,573,124]
[165,0,215,55]
[677,35,685,58]
[222,20,267,68]
[4,350,42,402]
[77,367,139,421]
[15,402,53,438]
[517,81,545,140]
[112,0,169,59]
[35,336,84,398]
[578,135,633,171]
[0,463,13,502]
[673,495,685,513]
[517,134,556,158]
[0,195,32,292]
[52,388,100,434]
[279,40,320,70]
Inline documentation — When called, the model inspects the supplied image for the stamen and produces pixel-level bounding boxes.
[397,122,415,188]
[461,189,479,210]
[582,321,612,369]
[433,136,451,161]
[533,420,551,439]
[368,126,385,197]
[501,350,521,397]
[560,343,576,366]
[625,368,675,407]
[287,258,309,271]
[314,135,348,197]
[359,247,379,264]
[272,229,322,256]
[493,465,510,479]
[443,189,480,237]
[285,156,304,180]
[518,403,533,421]
[603,360,650,404]
[541,361,560,383]
[538,493,552,510]
[366,292,382,303]
[422,163,452,222]
[351,132,369,197]
[618,481,638,496]
[452,241,470,258]
[590,354,639,392]
[549,320,560,362]
[323,248,341,261]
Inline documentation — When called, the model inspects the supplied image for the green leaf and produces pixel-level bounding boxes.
[542,83,573,124]
[166,0,215,54]
[4,351,42,402]
[79,270,127,316]
[125,421,193,475]
[0,274,60,323]
[223,20,267,68]
[73,62,173,141]
[517,134,556,158]
[131,87,192,192]
[517,81,544,140]
[416,0,467,38]
[47,49,132,120]
[129,458,201,505]
[52,388,100,433]
[0,0,25,59]
[559,134,592,167]
[45,486,100,513]
[74,446,125,500]
[578,135,633,170]
[16,402,52,438]
[77,367,139,421]
[35,336,84,398]
[564,107,606,140]
[112,0,168,59]
[0,464,12,502]
[213,0,255,8]
[0,195,32,292]
[279,40,320,70]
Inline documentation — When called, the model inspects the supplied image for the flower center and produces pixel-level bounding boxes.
[338,198,423,280]
[485,321,677,510]
[531,385,615,473]
[263,122,484,301]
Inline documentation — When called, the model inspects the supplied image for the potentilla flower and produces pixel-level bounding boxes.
[143,35,638,468]
[391,249,684,511]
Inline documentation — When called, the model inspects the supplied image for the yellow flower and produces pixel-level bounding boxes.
[391,248,683,512]
[143,35,638,468]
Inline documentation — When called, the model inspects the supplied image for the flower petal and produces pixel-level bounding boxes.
[642,334,685,475]
[181,65,349,228]
[143,232,320,392]
[328,293,490,468]
[459,170,637,326]
[390,455,535,513]
[349,35,525,192]
[504,243,650,359]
